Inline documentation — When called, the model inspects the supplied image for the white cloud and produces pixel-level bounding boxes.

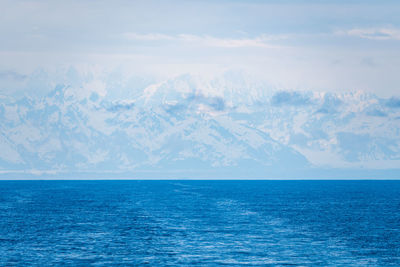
[337,27,400,40]
[122,32,284,48]
[122,33,174,41]
[177,34,279,48]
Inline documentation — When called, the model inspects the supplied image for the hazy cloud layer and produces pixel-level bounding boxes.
[271,91,312,106]
[386,97,400,108]
[0,70,27,81]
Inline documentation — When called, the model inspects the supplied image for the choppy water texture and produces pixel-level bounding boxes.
[1,180,400,266]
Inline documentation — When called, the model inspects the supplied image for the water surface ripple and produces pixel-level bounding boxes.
[0,180,399,266]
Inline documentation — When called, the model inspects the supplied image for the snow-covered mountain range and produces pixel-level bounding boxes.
[1,68,399,178]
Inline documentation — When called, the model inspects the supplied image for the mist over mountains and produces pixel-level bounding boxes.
[1,68,399,178]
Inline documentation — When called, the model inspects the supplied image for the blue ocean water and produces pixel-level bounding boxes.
[0,181,400,266]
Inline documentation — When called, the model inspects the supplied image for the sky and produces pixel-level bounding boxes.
[1,0,400,96]
[0,0,400,179]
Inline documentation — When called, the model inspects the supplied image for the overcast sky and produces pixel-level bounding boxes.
[1,0,400,96]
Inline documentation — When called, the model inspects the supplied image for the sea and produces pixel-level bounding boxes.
[0,180,399,266]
